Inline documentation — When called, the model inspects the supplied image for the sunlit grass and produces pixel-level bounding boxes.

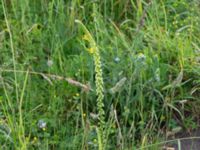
[0,0,200,149]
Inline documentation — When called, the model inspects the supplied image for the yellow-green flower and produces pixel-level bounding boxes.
[93,138,97,143]
[83,113,86,117]
[82,34,90,41]
[87,47,95,54]
[76,19,105,148]
[33,137,37,141]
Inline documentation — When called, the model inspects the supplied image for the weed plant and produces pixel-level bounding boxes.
[0,0,200,149]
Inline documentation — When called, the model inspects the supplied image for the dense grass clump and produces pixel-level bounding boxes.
[0,0,200,149]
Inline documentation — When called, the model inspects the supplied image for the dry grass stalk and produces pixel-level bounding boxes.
[0,69,92,92]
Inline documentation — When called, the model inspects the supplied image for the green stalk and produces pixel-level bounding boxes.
[75,20,105,150]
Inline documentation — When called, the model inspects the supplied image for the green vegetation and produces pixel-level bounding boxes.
[0,0,200,149]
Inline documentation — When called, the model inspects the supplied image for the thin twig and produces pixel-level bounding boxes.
[0,69,92,92]
[114,109,124,149]
[2,0,19,101]
[135,0,153,33]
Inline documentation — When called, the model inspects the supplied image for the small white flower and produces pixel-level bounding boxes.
[47,60,53,67]
[137,53,146,61]
[114,57,120,63]
[37,119,46,129]
[155,68,160,82]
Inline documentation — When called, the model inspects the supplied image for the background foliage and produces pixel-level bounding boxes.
[0,0,200,149]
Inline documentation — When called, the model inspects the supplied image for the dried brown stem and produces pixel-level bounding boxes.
[0,69,92,92]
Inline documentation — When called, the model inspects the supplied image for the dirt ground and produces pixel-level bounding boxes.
[166,129,200,150]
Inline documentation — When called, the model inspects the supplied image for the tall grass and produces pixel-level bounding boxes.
[0,0,200,149]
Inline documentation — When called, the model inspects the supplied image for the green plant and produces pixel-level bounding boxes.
[75,20,106,150]
[0,0,200,149]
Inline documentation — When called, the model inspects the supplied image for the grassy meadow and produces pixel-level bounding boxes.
[0,0,200,149]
